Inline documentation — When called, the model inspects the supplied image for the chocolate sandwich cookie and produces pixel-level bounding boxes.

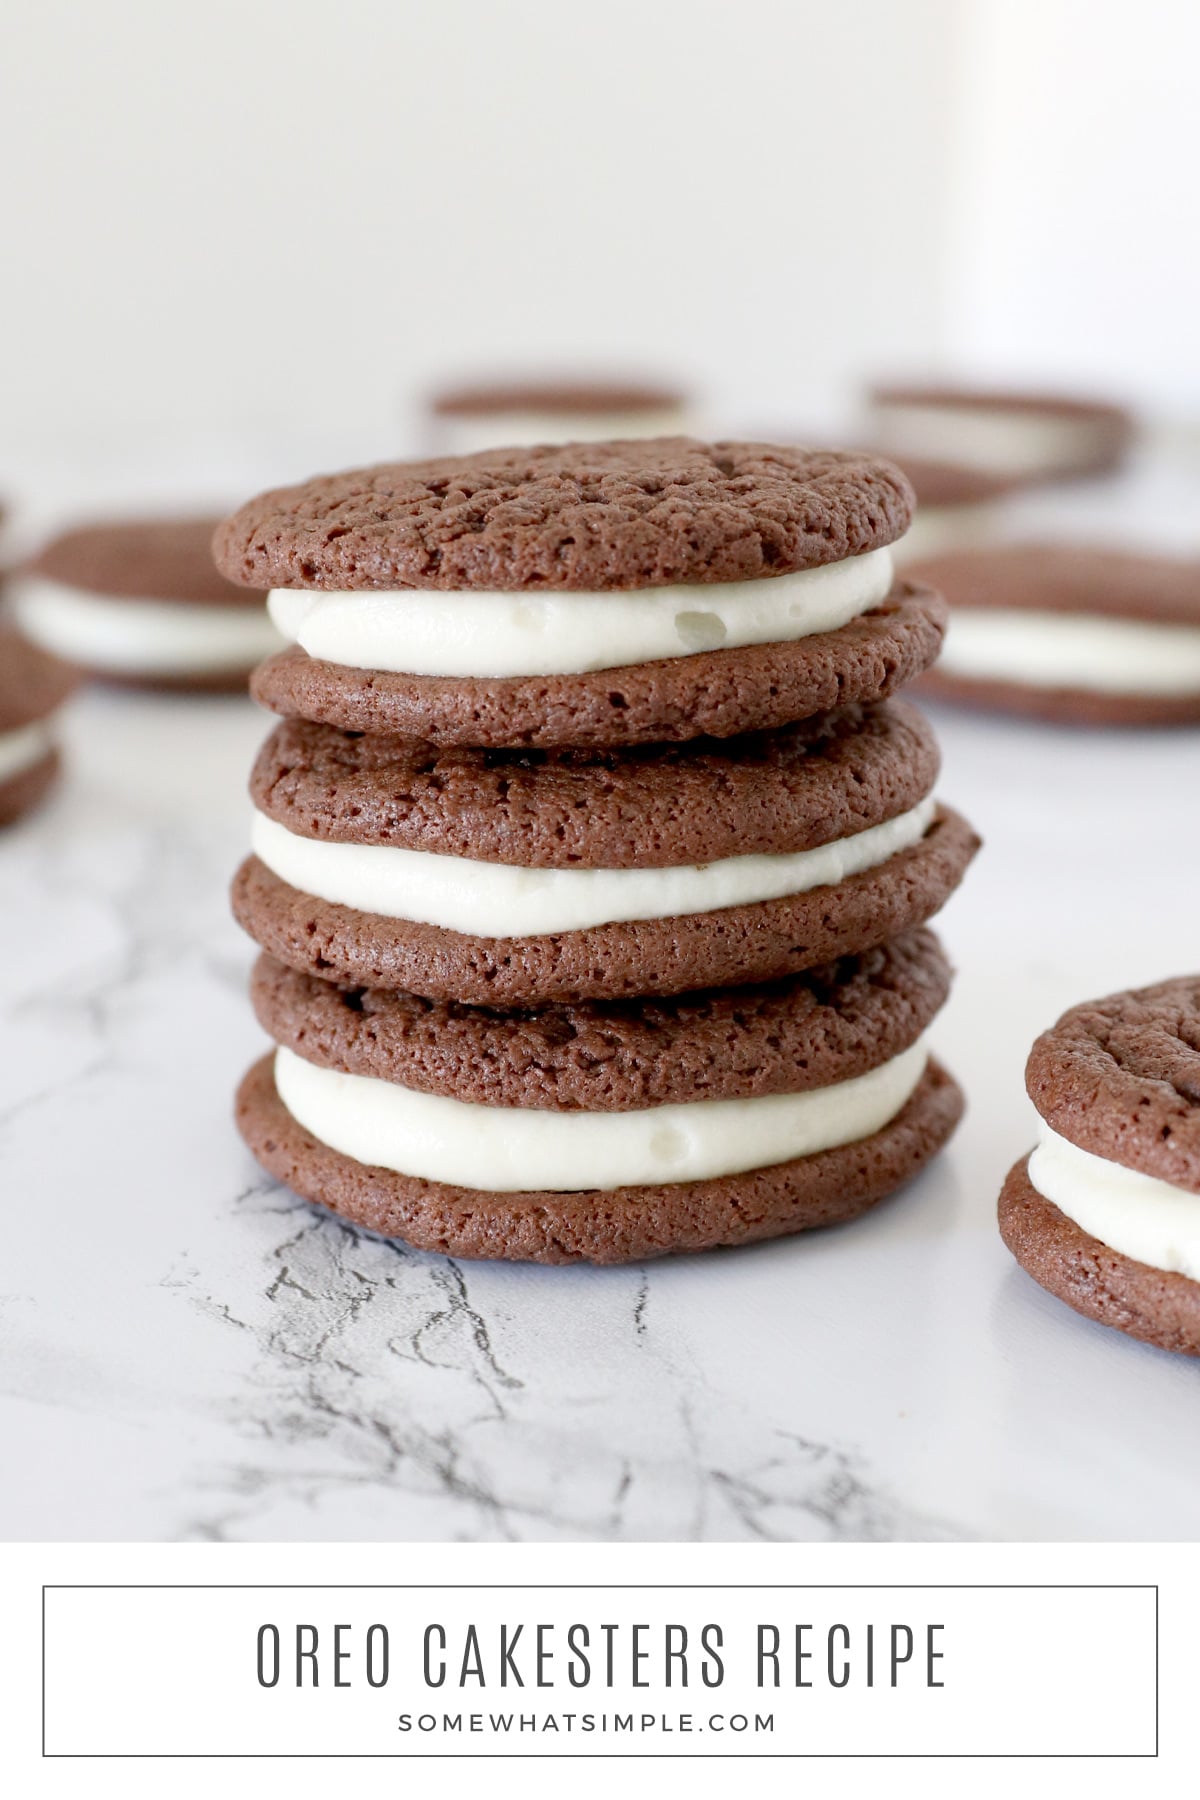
[868,383,1134,482]
[0,626,78,826]
[907,545,1200,725]
[426,376,691,454]
[238,930,963,1264]
[14,517,283,690]
[999,976,1200,1355]
[233,700,978,1003]
[216,438,944,747]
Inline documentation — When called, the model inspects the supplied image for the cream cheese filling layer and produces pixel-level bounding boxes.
[0,718,53,783]
[266,545,896,679]
[251,793,936,935]
[872,403,1114,476]
[1028,1125,1200,1284]
[274,1036,929,1193]
[938,609,1200,696]
[13,578,285,676]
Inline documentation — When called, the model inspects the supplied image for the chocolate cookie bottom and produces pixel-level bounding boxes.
[251,584,946,748]
[238,1053,962,1265]
[232,805,979,1005]
[0,749,61,827]
[919,667,1200,727]
[998,1157,1200,1356]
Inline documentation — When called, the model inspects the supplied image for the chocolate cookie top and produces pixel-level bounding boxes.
[907,545,1200,625]
[27,517,261,607]
[430,378,685,416]
[0,626,79,730]
[252,929,950,1111]
[249,699,938,869]
[1026,975,1200,1192]
[871,383,1133,430]
[213,439,914,593]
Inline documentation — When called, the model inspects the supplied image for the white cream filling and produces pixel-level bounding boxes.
[12,577,285,676]
[892,501,1001,564]
[266,546,896,679]
[251,793,936,935]
[872,402,1115,476]
[274,1036,929,1193]
[0,718,53,784]
[938,609,1200,696]
[432,408,690,456]
[1028,1125,1200,1284]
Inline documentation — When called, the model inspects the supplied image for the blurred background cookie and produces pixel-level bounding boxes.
[866,383,1135,484]
[908,544,1200,724]
[12,517,282,691]
[882,455,1022,562]
[0,625,78,826]
[424,375,693,454]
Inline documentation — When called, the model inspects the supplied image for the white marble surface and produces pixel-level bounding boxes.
[2,451,1200,1544]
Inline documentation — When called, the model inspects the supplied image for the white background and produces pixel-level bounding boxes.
[3,0,1198,477]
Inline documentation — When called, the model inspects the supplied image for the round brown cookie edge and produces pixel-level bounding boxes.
[998,1157,1200,1357]
[0,748,61,828]
[79,666,256,696]
[249,927,953,1108]
[906,545,1200,627]
[249,699,941,867]
[237,1053,963,1266]
[870,383,1133,427]
[25,518,264,606]
[231,803,980,1005]
[916,667,1200,727]
[215,440,915,593]
[249,582,947,748]
[430,379,686,417]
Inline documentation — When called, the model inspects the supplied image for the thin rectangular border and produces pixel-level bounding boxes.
[41,1582,1159,1760]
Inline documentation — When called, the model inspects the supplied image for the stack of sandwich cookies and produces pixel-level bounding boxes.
[907,546,1200,724]
[0,626,78,826]
[220,438,978,1263]
[14,518,282,690]
[999,977,1200,1356]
